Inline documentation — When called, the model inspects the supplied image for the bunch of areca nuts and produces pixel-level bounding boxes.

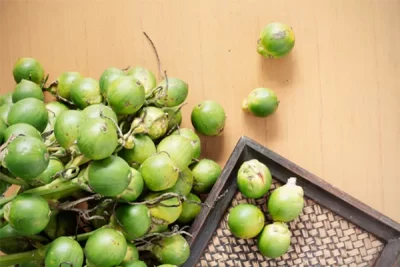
[0,54,226,267]
[0,20,298,266]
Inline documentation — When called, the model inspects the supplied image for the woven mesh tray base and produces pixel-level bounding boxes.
[196,180,385,267]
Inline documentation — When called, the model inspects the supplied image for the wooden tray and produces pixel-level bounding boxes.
[183,136,400,267]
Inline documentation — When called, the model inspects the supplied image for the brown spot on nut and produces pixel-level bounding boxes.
[273,31,286,39]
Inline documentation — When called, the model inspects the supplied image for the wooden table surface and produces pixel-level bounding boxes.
[0,0,399,223]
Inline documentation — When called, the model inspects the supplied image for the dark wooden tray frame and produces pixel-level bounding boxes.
[183,136,400,267]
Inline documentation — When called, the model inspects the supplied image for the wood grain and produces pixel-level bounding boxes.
[0,0,399,222]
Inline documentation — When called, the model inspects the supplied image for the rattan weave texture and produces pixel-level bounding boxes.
[196,181,384,267]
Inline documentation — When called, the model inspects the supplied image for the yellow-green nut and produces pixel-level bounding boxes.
[191,100,226,136]
[70,77,103,110]
[177,193,202,224]
[56,72,83,100]
[127,66,156,95]
[145,193,183,225]
[150,234,190,266]
[161,167,193,197]
[45,236,84,267]
[257,222,292,258]
[237,159,272,198]
[112,204,151,241]
[12,79,44,103]
[4,193,51,236]
[257,22,295,58]
[242,88,279,117]
[227,203,265,239]
[139,153,179,192]
[12,57,45,85]
[268,177,304,222]
[84,228,128,267]
[191,159,222,194]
